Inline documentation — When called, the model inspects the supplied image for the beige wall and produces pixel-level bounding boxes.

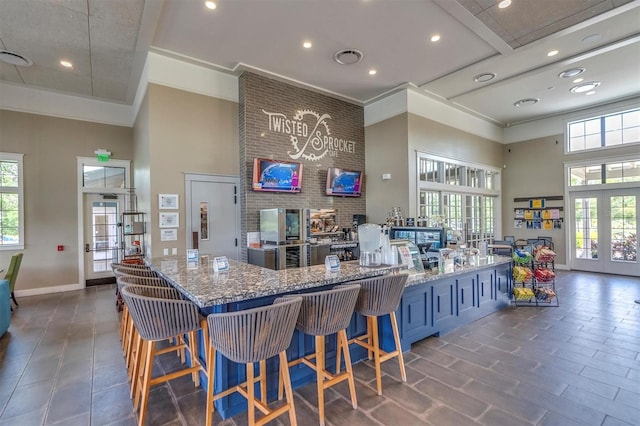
[502,135,640,265]
[365,113,409,224]
[141,84,239,257]
[502,135,566,263]
[133,91,152,255]
[0,109,132,291]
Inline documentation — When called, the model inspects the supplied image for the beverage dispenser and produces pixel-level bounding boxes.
[358,223,381,266]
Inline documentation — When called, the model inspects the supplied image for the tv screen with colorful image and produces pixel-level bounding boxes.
[326,167,362,197]
[252,158,303,193]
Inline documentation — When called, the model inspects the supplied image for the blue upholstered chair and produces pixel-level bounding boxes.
[0,279,10,337]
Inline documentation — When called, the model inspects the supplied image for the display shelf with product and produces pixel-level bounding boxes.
[512,242,558,307]
[120,211,146,263]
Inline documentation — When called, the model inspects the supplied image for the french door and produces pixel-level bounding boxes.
[83,193,122,282]
[570,188,639,276]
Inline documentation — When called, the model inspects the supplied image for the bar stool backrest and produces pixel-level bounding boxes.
[116,275,168,293]
[352,274,409,316]
[287,284,361,336]
[121,285,199,342]
[207,297,302,364]
[120,283,182,300]
[114,266,158,279]
[111,262,148,272]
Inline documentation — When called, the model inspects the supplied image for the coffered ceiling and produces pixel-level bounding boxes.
[1,0,639,128]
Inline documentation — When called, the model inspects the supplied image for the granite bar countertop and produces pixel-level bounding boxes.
[149,255,512,308]
[148,256,402,308]
[405,255,512,286]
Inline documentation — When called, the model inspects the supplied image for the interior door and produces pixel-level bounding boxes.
[83,193,121,282]
[570,188,638,276]
[188,177,240,260]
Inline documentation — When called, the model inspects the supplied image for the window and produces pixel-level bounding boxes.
[569,159,640,186]
[83,165,126,189]
[0,153,24,249]
[567,108,640,153]
[417,153,501,247]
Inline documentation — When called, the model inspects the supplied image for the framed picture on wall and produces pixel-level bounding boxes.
[159,212,179,228]
[159,194,179,209]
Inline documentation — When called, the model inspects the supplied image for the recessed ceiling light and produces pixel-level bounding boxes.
[303,41,312,49]
[430,34,441,42]
[558,67,585,78]
[60,60,73,68]
[547,50,559,57]
[573,78,584,83]
[0,50,32,66]
[205,1,216,9]
[570,81,600,93]
[498,0,512,8]
[369,69,377,76]
[473,72,496,83]
[514,98,539,107]
[582,34,601,44]
[333,49,363,65]
[586,91,596,95]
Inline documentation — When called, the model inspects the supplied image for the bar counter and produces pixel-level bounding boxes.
[149,256,401,307]
[147,255,513,419]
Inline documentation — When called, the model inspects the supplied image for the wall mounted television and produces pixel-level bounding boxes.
[252,158,303,193]
[326,167,362,197]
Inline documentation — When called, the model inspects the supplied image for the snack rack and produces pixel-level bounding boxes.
[512,241,558,307]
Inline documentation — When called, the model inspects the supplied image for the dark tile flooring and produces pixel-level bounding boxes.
[1,270,639,425]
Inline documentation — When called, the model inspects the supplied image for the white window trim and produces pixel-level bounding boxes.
[0,152,25,251]
[563,106,640,155]
[415,152,503,240]
[76,157,131,288]
[564,153,640,193]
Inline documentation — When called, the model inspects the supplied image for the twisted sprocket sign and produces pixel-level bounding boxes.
[262,109,356,161]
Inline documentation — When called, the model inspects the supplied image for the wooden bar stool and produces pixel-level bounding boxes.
[121,285,204,426]
[116,276,173,388]
[281,284,361,426]
[205,297,303,426]
[347,274,408,396]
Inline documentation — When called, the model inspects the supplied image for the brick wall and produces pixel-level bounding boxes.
[239,72,365,259]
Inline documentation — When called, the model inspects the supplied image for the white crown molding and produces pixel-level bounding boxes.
[365,87,504,143]
[364,90,408,127]
[146,51,239,103]
[0,81,133,127]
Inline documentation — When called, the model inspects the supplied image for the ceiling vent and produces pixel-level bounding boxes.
[333,49,363,65]
[0,50,33,66]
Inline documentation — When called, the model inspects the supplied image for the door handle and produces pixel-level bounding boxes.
[85,243,90,253]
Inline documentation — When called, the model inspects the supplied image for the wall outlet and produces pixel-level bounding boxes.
[172,248,178,255]
[163,248,169,256]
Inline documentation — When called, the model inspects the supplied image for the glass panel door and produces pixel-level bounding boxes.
[570,189,638,276]
[84,194,121,282]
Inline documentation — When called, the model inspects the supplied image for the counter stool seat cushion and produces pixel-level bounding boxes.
[205,297,303,426]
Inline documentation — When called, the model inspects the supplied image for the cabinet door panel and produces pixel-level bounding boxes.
[432,282,454,329]
[477,271,495,307]
[456,275,476,316]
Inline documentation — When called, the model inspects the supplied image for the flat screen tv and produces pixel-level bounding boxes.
[252,158,303,193]
[326,167,362,197]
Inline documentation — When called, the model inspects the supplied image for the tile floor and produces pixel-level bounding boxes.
[1,270,639,425]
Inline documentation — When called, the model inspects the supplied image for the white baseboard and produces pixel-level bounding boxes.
[554,263,569,270]
[15,283,84,297]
